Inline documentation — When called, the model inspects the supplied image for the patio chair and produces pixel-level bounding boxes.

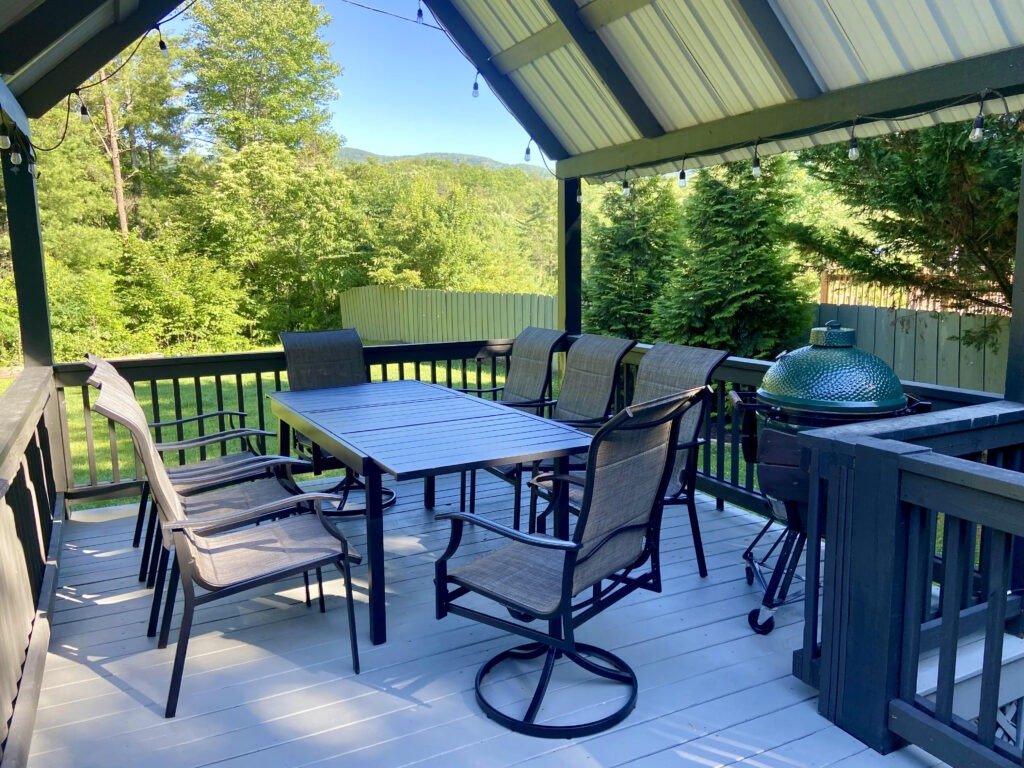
[85,355,280,580]
[435,387,707,737]
[89,373,360,718]
[279,328,397,513]
[460,326,567,516]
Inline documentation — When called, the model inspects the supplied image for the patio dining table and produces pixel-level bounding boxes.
[267,379,592,645]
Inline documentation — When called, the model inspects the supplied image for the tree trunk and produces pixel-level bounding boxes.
[100,75,129,237]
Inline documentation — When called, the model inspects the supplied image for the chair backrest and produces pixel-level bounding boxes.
[553,334,635,423]
[502,326,566,405]
[86,371,186,533]
[85,353,136,398]
[632,344,728,497]
[571,387,708,595]
[280,328,368,391]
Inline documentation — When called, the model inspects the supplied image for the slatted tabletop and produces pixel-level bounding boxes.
[267,380,592,644]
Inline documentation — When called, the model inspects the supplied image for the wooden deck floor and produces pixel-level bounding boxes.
[30,474,943,768]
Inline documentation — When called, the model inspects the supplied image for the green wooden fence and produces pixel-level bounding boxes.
[339,286,556,343]
[815,304,1009,394]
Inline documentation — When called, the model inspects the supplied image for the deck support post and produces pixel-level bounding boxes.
[1006,154,1024,402]
[558,177,582,335]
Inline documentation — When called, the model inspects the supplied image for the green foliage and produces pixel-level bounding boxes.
[800,121,1023,315]
[583,176,681,341]
[653,157,811,359]
[185,0,340,152]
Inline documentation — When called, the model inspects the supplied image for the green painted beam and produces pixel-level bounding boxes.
[2,138,53,367]
[426,0,569,160]
[557,46,1024,179]
[492,22,570,75]
[579,0,653,29]
[16,0,179,118]
[557,177,582,334]
[737,0,821,100]
[0,79,31,138]
[0,0,107,74]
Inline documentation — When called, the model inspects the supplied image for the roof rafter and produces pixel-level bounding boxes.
[425,0,569,160]
[545,0,663,138]
[16,0,179,118]
[736,0,820,100]
[0,0,107,75]
[557,45,1024,179]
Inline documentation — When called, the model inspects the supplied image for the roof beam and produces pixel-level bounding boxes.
[736,0,820,100]
[545,0,663,138]
[557,45,1024,179]
[0,0,107,75]
[425,0,569,160]
[579,0,653,30]
[492,22,569,74]
[16,0,179,118]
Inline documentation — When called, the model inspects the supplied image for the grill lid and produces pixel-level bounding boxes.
[756,321,907,415]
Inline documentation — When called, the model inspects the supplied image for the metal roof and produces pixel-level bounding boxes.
[2,0,1024,180]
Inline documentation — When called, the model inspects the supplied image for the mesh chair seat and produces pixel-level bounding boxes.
[167,451,260,481]
[450,539,564,615]
[180,476,297,516]
[187,513,361,590]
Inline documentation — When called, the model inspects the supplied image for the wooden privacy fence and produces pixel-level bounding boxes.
[339,285,556,343]
[815,304,1009,394]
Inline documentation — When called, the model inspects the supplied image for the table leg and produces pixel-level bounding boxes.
[365,463,387,645]
[278,419,291,457]
[424,476,435,509]
[554,455,570,540]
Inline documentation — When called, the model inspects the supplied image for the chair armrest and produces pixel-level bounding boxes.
[150,410,247,428]
[527,472,585,490]
[156,428,274,452]
[435,511,579,550]
[556,415,608,429]
[674,437,705,451]
[503,398,555,411]
[163,491,350,536]
[170,457,305,491]
[457,385,504,396]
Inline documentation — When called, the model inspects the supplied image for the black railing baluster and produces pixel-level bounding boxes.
[255,371,266,434]
[215,376,227,455]
[900,504,928,702]
[194,377,206,462]
[935,516,969,723]
[976,528,1011,748]
[172,379,185,466]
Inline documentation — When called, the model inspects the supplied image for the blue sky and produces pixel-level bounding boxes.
[321,2,543,167]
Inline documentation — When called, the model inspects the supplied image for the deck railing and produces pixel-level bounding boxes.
[798,400,1024,766]
[0,368,65,767]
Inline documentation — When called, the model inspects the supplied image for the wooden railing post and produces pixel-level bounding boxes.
[809,433,932,753]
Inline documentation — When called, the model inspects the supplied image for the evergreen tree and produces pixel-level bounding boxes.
[653,157,810,359]
[583,176,680,341]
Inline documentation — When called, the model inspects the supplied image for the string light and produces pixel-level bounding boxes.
[848,119,860,160]
[0,123,10,151]
[751,141,761,178]
[416,0,423,23]
[156,25,168,55]
[576,188,582,204]
[970,94,986,142]
[621,178,630,197]
[523,139,532,162]
[27,151,36,177]
[77,92,90,123]
[472,72,479,98]
[9,147,22,166]
[678,155,687,187]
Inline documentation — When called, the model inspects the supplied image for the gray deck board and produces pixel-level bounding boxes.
[30,474,938,767]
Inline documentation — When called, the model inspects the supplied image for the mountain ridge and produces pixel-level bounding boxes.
[338,146,547,176]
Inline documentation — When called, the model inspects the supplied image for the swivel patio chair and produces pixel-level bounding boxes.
[89,372,360,718]
[460,326,567,517]
[279,328,396,513]
[435,387,707,737]
[86,355,280,581]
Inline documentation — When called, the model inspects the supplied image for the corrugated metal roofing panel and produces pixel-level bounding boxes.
[455,0,558,53]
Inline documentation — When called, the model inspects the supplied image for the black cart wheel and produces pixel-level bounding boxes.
[748,608,775,635]
[745,565,754,585]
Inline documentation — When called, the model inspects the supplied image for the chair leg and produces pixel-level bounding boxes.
[316,567,326,613]
[147,547,170,638]
[138,499,158,582]
[339,557,360,674]
[145,514,163,588]
[303,571,311,607]
[688,497,708,578]
[132,482,150,548]
[165,578,195,718]
[159,559,180,649]
[469,470,477,514]
[459,472,467,512]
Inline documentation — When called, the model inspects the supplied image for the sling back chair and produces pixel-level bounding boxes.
[529,344,727,577]
[459,326,567,518]
[280,328,397,513]
[435,387,707,738]
[89,373,360,718]
[86,355,280,582]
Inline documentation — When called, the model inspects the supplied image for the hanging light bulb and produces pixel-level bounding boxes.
[848,136,860,161]
[523,140,532,162]
[416,0,424,22]
[0,123,10,151]
[472,72,480,98]
[27,153,36,177]
[10,148,22,166]
[622,179,631,197]
[969,112,985,143]
[678,156,688,188]
[751,155,761,178]
[78,92,90,123]
[157,25,169,55]
[576,188,583,204]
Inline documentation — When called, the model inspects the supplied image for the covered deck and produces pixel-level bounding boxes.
[32,472,938,767]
